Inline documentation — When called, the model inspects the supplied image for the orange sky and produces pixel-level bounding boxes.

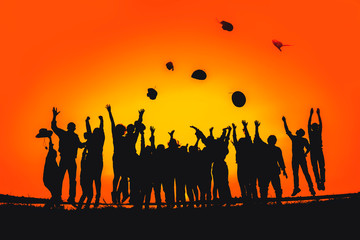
[1,0,360,202]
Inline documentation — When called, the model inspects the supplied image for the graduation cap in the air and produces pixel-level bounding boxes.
[147,88,158,100]
[191,69,207,80]
[232,91,246,107]
[272,39,291,52]
[166,62,174,71]
[220,21,233,31]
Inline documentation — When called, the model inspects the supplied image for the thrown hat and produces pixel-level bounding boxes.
[232,91,246,107]
[36,128,53,138]
[191,69,207,80]
[147,88,158,100]
[220,21,233,31]
[166,62,174,71]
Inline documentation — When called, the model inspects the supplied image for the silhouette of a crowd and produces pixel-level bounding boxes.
[36,107,325,209]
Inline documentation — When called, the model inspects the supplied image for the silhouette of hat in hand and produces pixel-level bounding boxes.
[36,128,53,138]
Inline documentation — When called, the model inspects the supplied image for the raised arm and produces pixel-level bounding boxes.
[138,109,145,124]
[140,130,145,156]
[99,115,104,130]
[105,104,116,136]
[225,126,231,143]
[51,107,65,136]
[168,130,175,141]
[85,116,92,134]
[254,120,265,144]
[150,126,155,149]
[232,123,238,145]
[317,108,322,132]
[282,116,293,138]
[308,108,313,133]
[242,120,251,141]
[190,126,206,145]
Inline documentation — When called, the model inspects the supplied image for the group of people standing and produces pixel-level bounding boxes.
[37,105,325,209]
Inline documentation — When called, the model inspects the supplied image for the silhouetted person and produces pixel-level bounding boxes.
[163,130,178,208]
[187,134,201,207]
[125,109,144,207]
[254,121,287,204]
[78,132,92,209]
[85,116,105,207]
[282,116,315,196]
[213,126,232,204]
[36,128,61,208]
[194,126,232,204]
[308,108,325,191]
[140,126,162,209]
[232,121,256,202]
[105,104,127,204]
[51,107,85,205]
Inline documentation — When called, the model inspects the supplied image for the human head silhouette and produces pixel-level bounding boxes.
[311,123,319,132]
[115,124,126,136]
[93,128,102,138]
[157,144,165,152]
[168,139,179,148]
[295,128,305,137]
[127,124,135,134]
[267,135,277,145]
[67,122,76,132]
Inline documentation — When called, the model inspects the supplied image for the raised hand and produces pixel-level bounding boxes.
[86,116,90,121]
[316,108,320,114]
[52,107,60,117]
[242,120,248,127]
[138,109,145,116]
[150,126,155,134]
[310,108,314,115]
[232,123,237,129]
[105,104,111,112]
[190,126,198,131]
[282,116,286,122]
[254,120,261,127]
[99,116,103,121]
[168,130,175,138]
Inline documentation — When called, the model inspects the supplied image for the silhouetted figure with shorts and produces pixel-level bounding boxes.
[308,108,325,191]
[282,116,315,196]
[51,107,85,205]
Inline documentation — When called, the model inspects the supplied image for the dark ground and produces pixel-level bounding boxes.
[1,196,359,237]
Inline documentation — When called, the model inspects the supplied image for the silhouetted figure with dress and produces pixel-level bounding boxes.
[106,104,128,204]
[36,128,61,208]
[282,116,315,196]
[308,108,325,191]
[51,107,85,205]
[254,121,287,204]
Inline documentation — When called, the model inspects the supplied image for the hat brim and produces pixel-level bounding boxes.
[36,131,53,138]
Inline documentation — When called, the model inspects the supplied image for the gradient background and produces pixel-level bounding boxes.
[1,0,359,202]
